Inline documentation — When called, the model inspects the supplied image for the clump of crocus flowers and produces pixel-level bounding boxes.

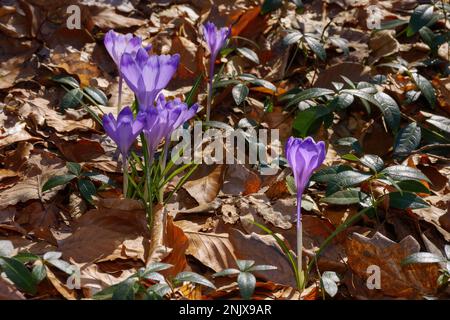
[285,136,326,290]
[102,30,199,230]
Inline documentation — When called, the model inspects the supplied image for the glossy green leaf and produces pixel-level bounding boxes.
[412,73,436,108]
[0,257,37,294]
[394,122,421,158]
[61,88,83,110]
[360,154,384,172]
[407,4,435,36]
[373,92,400,131]
[232,83,249,105]
[388,191,429,209]
[322,190,369,205]
[42,174,77,192]
[236,47,260,64]
[84,87,108,106]
[52,75,80,88]
[78,179,96,203]
[173,271,216,289]
[237,272,256,300]
[381,166,430,182]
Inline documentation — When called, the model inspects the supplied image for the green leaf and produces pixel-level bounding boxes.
[341,154,359,162]
[173,271,216,289]
[32,263,47,283]
[61,88,83,110]
[261,0,283,14]
[232,83,249,105]
[42,174,77,192]
[236,47,260,64]
[146,283,172,300]
[311,165,352,183]
[304,35,326,61]
[112,278,138,300]
[237,272,256,300]
[336,137,363,154]
[13,253,40,263]
[322,190,369,205]
[396,180,430,194]
[388,191,429,209]
[373,92,400,131]
[236,260,255,271]
[52,75,79,88]
[249,265,277,272]
[328,171,371,193]
[402,252,446,265]
[425,114,450,135]
[419,26,438,53]
[142,262,173,273]
[283,30,303,45]
[67,162,82,176]
[286,88,334,108]
[360,155,384,172]
[407,4,435,37]
[0,240,14,257]
[250,79,276,91]
[394,122,421,158]
[381,166,430,182]
[412,73,436,108]
[321,271,339,297]
[84,87,108,106]
[292,105,331,137]
[0,257,37,294]
[78,179,96,203]
[213,268,241,277]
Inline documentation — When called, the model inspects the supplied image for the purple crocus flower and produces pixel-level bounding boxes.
[104,30,145,68]
[102,106,145,159]
[202,22,230,66]
[202,22,230,121]
[285,136,326,283]
[141,95,198,161]
[104,30,151,113]
[120,50,180,111]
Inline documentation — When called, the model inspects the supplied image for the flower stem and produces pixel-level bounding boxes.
[206,59,214,122]
[122,156,128,198]
[117,75,123,115]
[297,194,305,291]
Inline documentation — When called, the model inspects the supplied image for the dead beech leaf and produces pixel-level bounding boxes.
[184,230,237,273]
[20,97,96,133]
[183,165,224,205]
[86,6,146,30]
[368,30,399,65]
[45,265,77,300]
[0,120,39,149]
[160,217,189,277]
[345,232,440,298]
[0,150,67,209]
[51,51,101,87]
[59,198,149,264]
[412,195,450,241]
[229,228,296,287]
[52,136,105,163]
[222,165,261,196]
[0,277,25,300]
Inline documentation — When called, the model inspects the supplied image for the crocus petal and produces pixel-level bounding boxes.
[285,136,326,194]
[120,53,141,93]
